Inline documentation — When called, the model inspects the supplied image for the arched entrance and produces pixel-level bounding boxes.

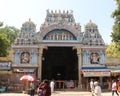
[42,47,78,80]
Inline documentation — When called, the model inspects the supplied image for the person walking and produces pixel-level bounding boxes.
[93,81,101,96]
[90,79,94,96]
[42,80,51,96]
[112,79,119,96]
[37,82,45,96]
[30,81,35,96]
[50,80,55,93]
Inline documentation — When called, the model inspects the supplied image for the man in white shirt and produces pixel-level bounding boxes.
[50,80,55,93]
[90,79,94,91]
[90,79,94,96]
[93,81,102,96]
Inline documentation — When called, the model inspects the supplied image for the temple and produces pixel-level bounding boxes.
[11,10,110,90]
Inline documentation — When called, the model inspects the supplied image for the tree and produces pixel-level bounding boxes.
[0,22,3,27]
[0,22,19,56]
[111,0,120,48]
[0,26,19,44]
[0,33,10,57]
[106,42,120,57]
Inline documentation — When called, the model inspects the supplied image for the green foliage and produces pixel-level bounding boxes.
[0,26,19,44]
[0,22,3,27]
[0,33,10,57]
[106,42,120,57]
[111,0,120,49]
[0,22,19,56]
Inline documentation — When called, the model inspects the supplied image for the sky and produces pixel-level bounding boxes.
[0,0,116,44]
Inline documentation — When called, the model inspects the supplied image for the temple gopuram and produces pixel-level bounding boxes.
[11,10,111,90]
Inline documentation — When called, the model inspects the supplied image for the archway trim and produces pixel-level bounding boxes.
[39,23,80,40]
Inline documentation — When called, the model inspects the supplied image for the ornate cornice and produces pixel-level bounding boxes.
[39,23,80,40]
[12,64,38,67]
[81,46,106,50]
[12,45,38,49]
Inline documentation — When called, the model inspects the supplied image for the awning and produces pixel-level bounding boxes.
[111,70,120,73]
[110,70,120,76]
[81,67,111,77]
[110,66,120,73]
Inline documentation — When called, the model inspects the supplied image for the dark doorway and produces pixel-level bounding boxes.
[42,47,78,80]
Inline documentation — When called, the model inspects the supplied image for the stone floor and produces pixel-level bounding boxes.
[0,91,112,96]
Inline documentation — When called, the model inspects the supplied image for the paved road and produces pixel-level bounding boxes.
[0,91,112,96]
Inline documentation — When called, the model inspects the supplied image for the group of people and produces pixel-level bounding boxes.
[36,80,55,96]
[90,79,101,96]
[29,78,120,96]
[90,79,120,96]
[29,80,55,96]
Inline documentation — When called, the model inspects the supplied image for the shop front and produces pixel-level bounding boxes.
[110,66,120,81]
[12,67,37,82]
[111,70,120,77]
[9,65,37,92]
[0,62,12,87]
[81,67,111,90]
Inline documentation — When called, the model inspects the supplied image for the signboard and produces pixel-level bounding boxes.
[0,71,12,74]
[83,71,110,77]
[0,62,11,70]
[13,68,34,72]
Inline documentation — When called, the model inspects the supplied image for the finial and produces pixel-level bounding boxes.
[46,9,49,14]
[59,10,61,13]
[29,18,31,22]
[63,10,65,13]
[70,10,73,14]
[51,10,53,13]
[67,10,69,14]
[55,10,57,13]
[90,19,92,23]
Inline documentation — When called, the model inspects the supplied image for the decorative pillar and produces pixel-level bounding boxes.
[37,46,47,81]
[73,46,82,88]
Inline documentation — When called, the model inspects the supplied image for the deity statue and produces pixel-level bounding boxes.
[20,52,30,64]
[90,53,99,64]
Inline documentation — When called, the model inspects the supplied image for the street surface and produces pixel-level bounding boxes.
[0,91,112,96]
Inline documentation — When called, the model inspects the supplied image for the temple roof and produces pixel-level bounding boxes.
[22,18,36,28]
[85,20,97,28]
[21,18,36,33]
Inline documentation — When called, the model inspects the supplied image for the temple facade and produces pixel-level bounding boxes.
[11,10,110,89]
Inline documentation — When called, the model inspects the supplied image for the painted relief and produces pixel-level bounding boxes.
[20,52,30,64]
[90,52,99,64]
[43,29,76,40]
